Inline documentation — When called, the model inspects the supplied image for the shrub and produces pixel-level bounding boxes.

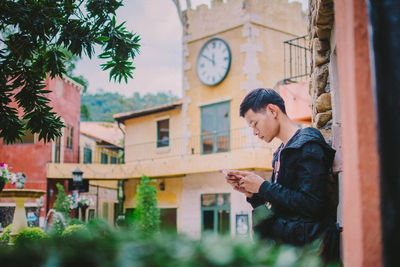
[0,224,340,266]
[0,224,12,245]
[13,227,48,246]
[133,175,160,236]
[49,211,67,237]
[61,224,88,238]
[54,183,70,216]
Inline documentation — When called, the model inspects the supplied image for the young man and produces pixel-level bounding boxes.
[223,88,340,264]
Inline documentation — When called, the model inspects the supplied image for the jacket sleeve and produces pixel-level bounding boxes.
[246,169,276,208]
[246,193,266,208]
[256,142,328,218]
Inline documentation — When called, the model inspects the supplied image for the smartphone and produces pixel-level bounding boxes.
[221,169,241,180]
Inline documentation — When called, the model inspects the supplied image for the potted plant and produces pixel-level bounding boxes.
[0,163,16,192]
[76,196,94,222]
[15,173,26,189]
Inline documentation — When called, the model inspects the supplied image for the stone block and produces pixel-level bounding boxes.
[316,27,331,40]
[315,111,332,128]
[317,39,330,52]
[312,64,329,95]
[316,12,333,26]
[316,93,332,112]
[313,48,330,66]
[317,0,334,16]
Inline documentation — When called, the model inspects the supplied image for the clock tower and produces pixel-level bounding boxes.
[181,0,307,149]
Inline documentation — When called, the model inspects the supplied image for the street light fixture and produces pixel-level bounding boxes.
[72,168,83,183]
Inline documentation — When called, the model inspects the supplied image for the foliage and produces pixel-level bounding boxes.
[81,91,179,122]
[53,183,70,215]
[76,195,94,207]
[0,0,140,144]
[49,211,68,237]
[0,163,16,183]
[13,227,49,246]
[61,224,88,238]
[133,175,160,236]
[0,222,336,267]
[0,224,12,245]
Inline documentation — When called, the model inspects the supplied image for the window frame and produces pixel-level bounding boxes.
[200,193,231,234]
[83,147,92,164]
[156,118,170,148]
[66,125,73,150]
[200,101,231,154]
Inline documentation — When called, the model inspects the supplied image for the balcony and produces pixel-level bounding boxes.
[283,35,310,83]
[124,127,278,162]
[47,127,278,180]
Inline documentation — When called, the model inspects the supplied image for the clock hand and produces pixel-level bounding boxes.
[201,54,213,63]
[212,53,215,66]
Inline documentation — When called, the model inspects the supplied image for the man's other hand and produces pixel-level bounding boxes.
[226,170,265,193]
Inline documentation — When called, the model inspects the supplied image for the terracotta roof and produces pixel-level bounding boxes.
[80,122,124,148]
[113,100,183,123]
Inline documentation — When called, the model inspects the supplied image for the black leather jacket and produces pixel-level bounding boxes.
[247,127,336,246]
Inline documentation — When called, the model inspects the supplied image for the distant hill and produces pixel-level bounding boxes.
[81,91,180,122]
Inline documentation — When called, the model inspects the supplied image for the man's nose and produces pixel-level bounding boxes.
[253,128,259,136]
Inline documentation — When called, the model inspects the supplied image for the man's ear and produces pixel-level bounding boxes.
[267,104,279,117]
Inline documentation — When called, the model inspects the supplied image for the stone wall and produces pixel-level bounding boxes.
[308,0,334,143]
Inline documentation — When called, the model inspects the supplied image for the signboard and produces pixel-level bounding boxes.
[236,214,249,236]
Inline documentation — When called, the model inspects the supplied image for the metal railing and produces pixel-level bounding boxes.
[124,127,279,162]
[283,35,310,82]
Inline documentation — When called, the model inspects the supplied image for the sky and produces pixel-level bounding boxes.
[74,0,307,98]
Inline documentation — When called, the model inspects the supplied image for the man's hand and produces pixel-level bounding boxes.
[219,169,253,198]
[226,170,265,193]
[233,185,253,198]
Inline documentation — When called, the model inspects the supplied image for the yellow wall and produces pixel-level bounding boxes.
[123,177,183,231]
[124,108,182,163]
[80,134,120,164]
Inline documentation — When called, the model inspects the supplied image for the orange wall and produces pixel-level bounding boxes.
[335,0,382,266]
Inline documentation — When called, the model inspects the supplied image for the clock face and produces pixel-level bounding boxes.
[196,38,231,86]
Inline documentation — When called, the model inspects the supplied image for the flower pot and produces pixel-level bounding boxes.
[16,182,25,189]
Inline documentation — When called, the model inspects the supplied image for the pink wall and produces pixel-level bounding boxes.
[0,76,81,218]
[335,0,383,266]
[278,82,311,123]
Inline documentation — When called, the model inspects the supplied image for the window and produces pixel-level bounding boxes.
[157,119,169,147]
[201,102,230,154]
[102,202,109,220]
[101,152,108,164]
[83,147,92,164]
[13,130,35,144]
[201,193,230,234]
[110,156,117,164]
[54,136,61,163]
[160,208,177,233]
[66,126,73,150]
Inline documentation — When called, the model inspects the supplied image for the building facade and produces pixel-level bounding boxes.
[0,76,82,228]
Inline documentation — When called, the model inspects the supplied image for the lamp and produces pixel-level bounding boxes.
[72,168,83,183]
[159,180,165,191]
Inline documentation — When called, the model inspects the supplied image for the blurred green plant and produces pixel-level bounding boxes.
[61,224,88,238]
[13,227,49,246]
[132,175,160,236]
[0,0,140,144]
[0,224,12,246]
[54,183,70,215]
[0,222,340,267]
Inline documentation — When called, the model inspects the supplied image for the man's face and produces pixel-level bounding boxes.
[244,106,279,143]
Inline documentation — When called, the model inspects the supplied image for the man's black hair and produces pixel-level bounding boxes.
[240,88,286,117]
